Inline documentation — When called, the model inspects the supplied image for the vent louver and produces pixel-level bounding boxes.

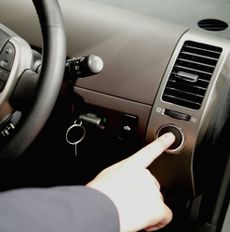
[198,19,228,32]
[162,41,222,109]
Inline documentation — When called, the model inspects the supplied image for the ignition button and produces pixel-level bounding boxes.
[156,125,184,152]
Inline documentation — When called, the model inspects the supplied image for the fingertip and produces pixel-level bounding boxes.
[151,132,175,155]
[162,204,173,226]
[160,132,175,145]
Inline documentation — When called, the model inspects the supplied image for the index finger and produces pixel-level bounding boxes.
[123,132,175,169]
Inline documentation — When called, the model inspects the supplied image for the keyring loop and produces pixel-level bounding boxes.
[66,123,86,145]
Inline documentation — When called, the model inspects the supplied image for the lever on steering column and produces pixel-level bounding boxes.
[10,54,103,111]
[65,55,104,81]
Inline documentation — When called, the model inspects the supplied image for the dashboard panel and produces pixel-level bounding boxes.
[1,0,230,201]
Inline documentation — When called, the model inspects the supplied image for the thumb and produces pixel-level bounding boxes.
[123,132,175,169]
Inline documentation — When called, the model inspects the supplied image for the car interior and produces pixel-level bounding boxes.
[0,0,230,231]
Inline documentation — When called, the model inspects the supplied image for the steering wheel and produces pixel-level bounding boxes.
[0,0,66,158]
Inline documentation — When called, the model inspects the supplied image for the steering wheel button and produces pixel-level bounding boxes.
[0,67,9,82]
[0,80,6,92]
[0,42,15,71]
[5,47,14,55]
[0,60,9,69]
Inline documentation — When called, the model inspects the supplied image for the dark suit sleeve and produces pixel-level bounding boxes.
[0,186,120,232]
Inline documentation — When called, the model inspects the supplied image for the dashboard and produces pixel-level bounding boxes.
[1,0,230,215]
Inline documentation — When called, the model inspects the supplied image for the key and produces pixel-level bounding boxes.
[74,143,77,157]
[66,121,86,156]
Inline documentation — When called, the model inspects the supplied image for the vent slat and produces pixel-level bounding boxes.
[175,65,213,76]
[172,66,212,81]
[178,55,217,67]
[178,58,216,68]
[170,75,209,88]
[162,41,222,110]
[165,87,204,99]
[168,79,207,94]
[163,94,202,109]
[176,59,215,73]
[184,41,222,53]
[181,51,219,62]
[164,88,203,104]
[182,46,221,59]
[184,45,221,55]
[171,70,212,81]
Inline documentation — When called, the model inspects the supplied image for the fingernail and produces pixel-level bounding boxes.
[162,132,175,144]
[151,227,159,231]
[145,226,159,231]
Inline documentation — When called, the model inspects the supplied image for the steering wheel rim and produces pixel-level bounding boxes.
[0,0,66,158]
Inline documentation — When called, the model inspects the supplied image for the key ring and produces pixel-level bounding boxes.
[66,121,86,145]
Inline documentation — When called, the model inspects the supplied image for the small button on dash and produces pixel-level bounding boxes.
[164,109,191,121]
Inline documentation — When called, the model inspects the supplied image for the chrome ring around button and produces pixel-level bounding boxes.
[156,124,185,153]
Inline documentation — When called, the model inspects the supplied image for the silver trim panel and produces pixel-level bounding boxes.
[147,30,230,196]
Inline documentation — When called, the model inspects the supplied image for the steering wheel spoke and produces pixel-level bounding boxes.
[0,25,34,108]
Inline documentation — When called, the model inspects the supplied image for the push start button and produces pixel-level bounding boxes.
[156,125,184,152]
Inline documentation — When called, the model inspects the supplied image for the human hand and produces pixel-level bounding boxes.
[87,132,175,232]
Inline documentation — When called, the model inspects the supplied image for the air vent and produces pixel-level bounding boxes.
[198,19,228,31]
[162,41,222,109]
